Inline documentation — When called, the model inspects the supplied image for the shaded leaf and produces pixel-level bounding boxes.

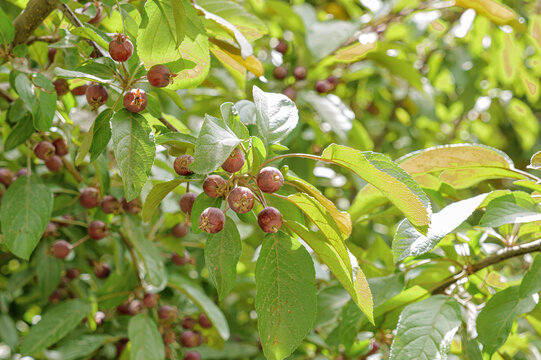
[520,254,541,298]
[52,335,112,360]
[390,295,462,360]
[0,175,53,259]
[480,192,541,227]
[89,108,113,162]
[255,231,317,360]
[128,314,164,360]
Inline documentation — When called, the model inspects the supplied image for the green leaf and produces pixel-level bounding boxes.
[77,60,117,79]
[321,144,431,233]
[70,27,110,49]
[32,89,57,131]
[52,335,112,360]
[253,86,299,146]
[303,93,354,142]
[0,7,14,44]
[15,73,34,106]
[249,136,266,175]
[128,314,165,360]
[221,102,249,139]
[97,265,139,309]
[122,215,167,292]
[195,3,253,58]
[190,114,241,174]
[142,179,183,222]
[21,299,91,355]
[137,0,210,89]
[529,151,541,170]
[54,67,110,84]
[255,231,317,360]
[4,112,34,151]
[111,109,156,201]
[0,175,53,259]
[169,0,187,45]
[476,286,536,355]
[520,254,541,298]
[36,242,62,297]
[368,273,405,308]
[285,174,351,236]
[205,218,242,301]
[0,314,18,350]
[155,132,196,147]
[285,221,373,323]
[169,274,230,340]
[324,41,376,64]
[479,192,541,227]
[393,193,490,262]
[89,108,113,162]
[76,123,94,166]
[390,295,462,360]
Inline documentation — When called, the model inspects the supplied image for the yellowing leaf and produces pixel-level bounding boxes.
[455,0,526,31]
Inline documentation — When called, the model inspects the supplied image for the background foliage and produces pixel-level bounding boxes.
[2,0,541,359]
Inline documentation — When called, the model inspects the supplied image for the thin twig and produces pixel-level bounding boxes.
[62,157,83,182]
[431,238,541,294]
[158,116,180,132]
[0,89,15,103]
[57,3,106,58]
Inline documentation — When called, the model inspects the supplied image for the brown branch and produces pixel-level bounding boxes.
[158,116,180,133]
[61,157,83,182]
[57,3,107,58]
[432,238,541,294]
[11,0,59,48]
[0,88,15,103]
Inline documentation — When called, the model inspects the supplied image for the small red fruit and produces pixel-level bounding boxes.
[48,48,57,63]
[95,311,106,326]
[174,155,194,176]
[123,88,147,113]
[79,187,100,208]
[203,175,227,198]
[51,240,71,259]
[0,168,14,187]
[143,293,159,308]
[283,87,296,101]
[101,195,121,214]
[198,313,212,328]
[49,289,62,303]
[53,79,69,96]
[273,66,287,80]
[65,268,80,279]
[181,316,196,329]
[221,147,244,173]
[88,220,109,240]
[45,155,63,172]
[180,192,197,214]
[158,305,178,320]
[185,351,201,360]
[293,66,307,80]
[147,65,175,88]
[43,222,58,238]
[53,138,69,156]
[258,207,283,233]
[71,85,89,96]
[199,207,225,234]
[275,40,288,54]
[34,141,55,161]
[94,262,111,278]
[122,197,142,214]
[180,331,202,348]
[315,80,331,94]
[128,300,143,315]
[15,168,28,178]
[172,252,191,266]
[227,187,254,214]
[327,75,338,89]
[109,34,133,62]
[172,223,188,238]
[86,84,109,108]
[256,167,284,193]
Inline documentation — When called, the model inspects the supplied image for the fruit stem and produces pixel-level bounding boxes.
[72,235,90,248]
[259,153,322,169]
[51,217,89,227]
[62,157,83,182]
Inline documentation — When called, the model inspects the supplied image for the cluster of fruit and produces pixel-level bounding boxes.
[272,39,339,100]
[52,34,176,113]
[171,147,284,237]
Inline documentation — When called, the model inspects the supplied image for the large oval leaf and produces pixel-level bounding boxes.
[111,109,156,201]
[0,174,53,260]
[21,299,92,355]
[205,218,242,301]
[128,314,165,360]
[137,0,210,89]
[255,231,317,360]
[390,295,462,360]
[321,144,431,233]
